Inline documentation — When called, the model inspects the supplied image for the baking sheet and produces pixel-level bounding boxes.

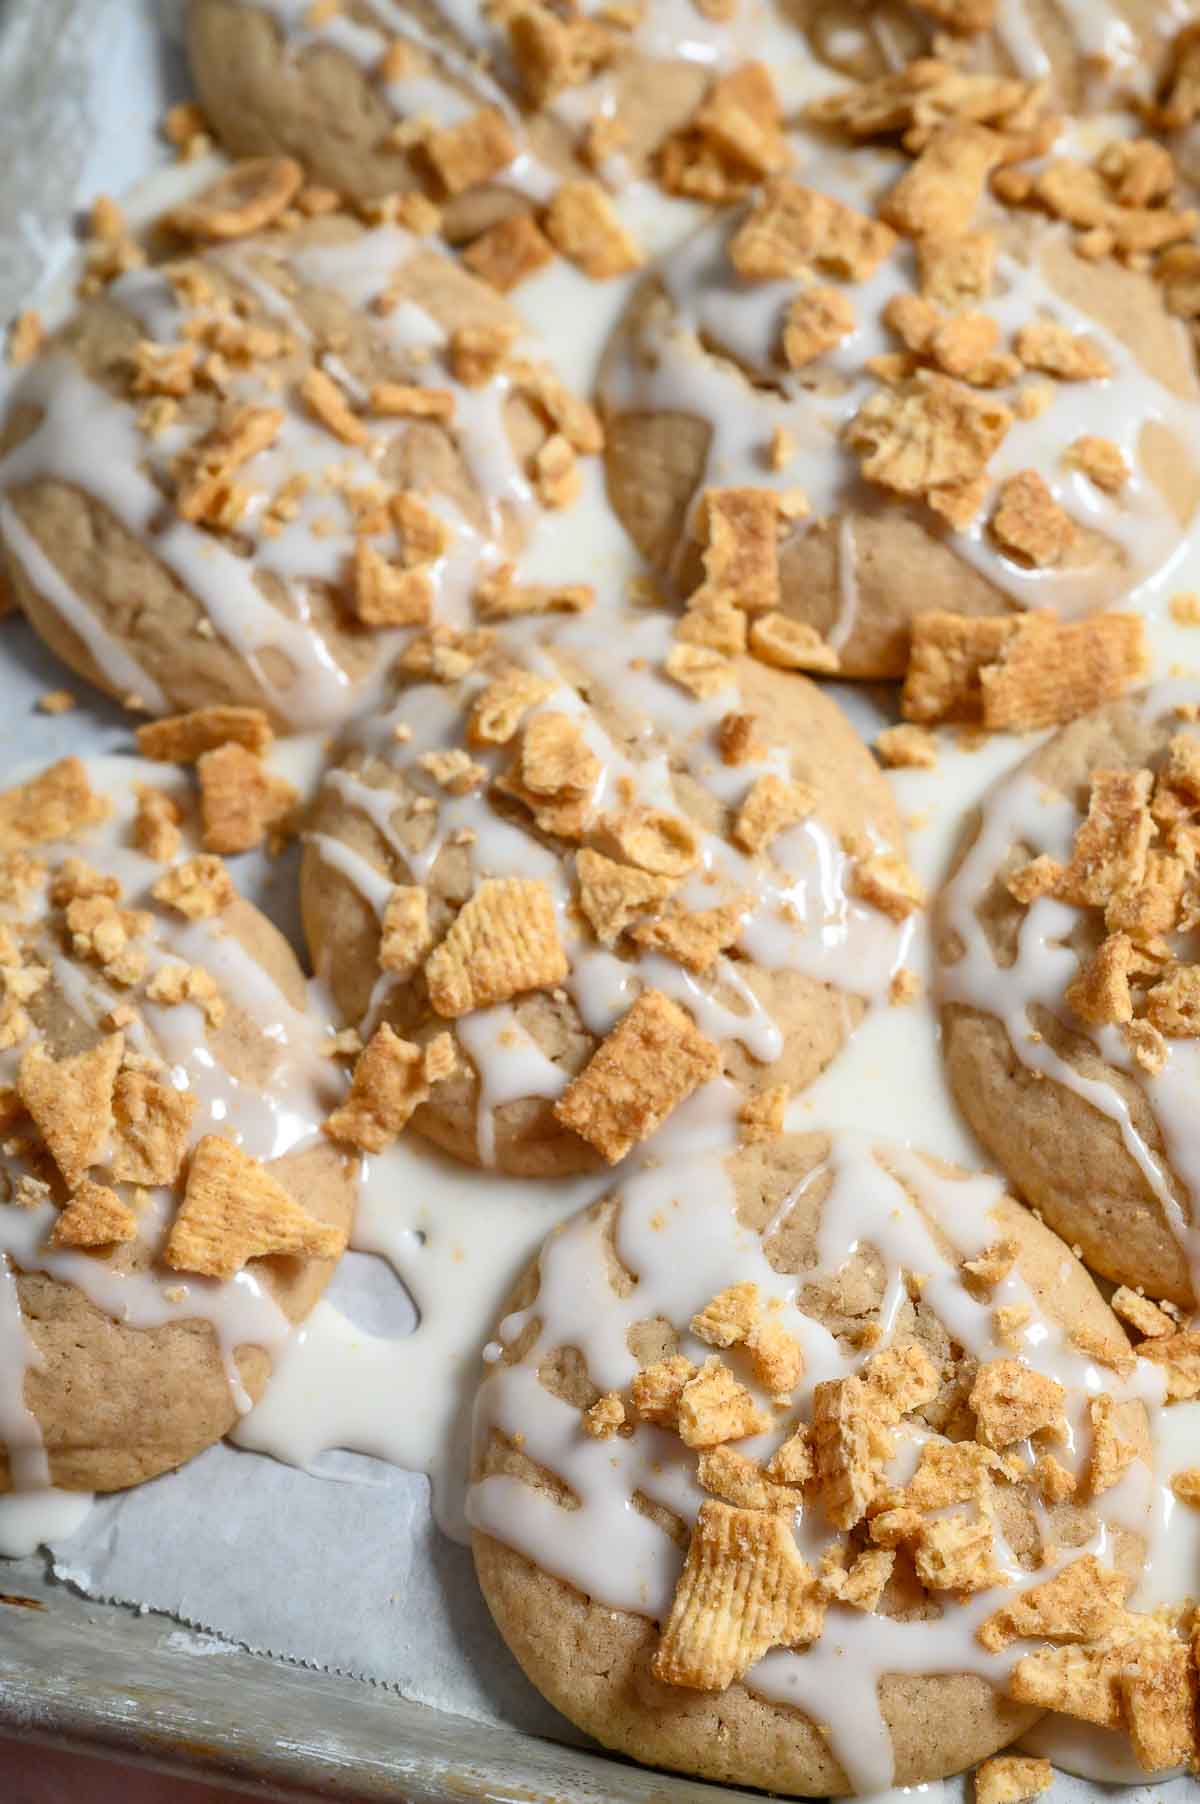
[0,5,1195,1800]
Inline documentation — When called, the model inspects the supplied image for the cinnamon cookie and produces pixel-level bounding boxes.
[0,189,599,728]
[0,754,355,1495]
[599,125,1200,677]
[302,608,916,1175]
[938,682,1200,1307]
[471,1128,1166,1795]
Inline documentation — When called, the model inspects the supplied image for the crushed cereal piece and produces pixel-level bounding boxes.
[425,878,567,1017]
[379,886,431,977]
[0,758,110,852]
[1015,319,1112,381]
[851,851,926,920]
[1065,932,1136,1026]
[902,612,1148,731]
[18,1034,123,1188]
[810,1375,889,1529]
[37,690,75,716]
[962,1238,1018,1291]
[543,179,642,278]
[748,614,839,673]
[554,989,720,1163]
[717,712,761,765]
[417,749,487,795]
[691,1281,760,1349]
[730,177,895,282]
[882,123,1002,237]
[7,308,45,367]
[664,642,736,699]
[970,1358,1065,1447]
[137,706,273,763]
[49,1179,137,1249]
[323,1023,447,1153]
[990,470,1077,568]
[467,669,554,745]
[301,368,367,447]
[678,1356,772,1447]
[912,1514,1004,1592]
[978,1554,1127,1652]
[765,1424,812,1485]
[421,107,516,196]
[448,321,517,387]
[169,157,302,239]
[733,775,815,855]
[689,488,780,617]
[781,286,855,368]
[918,229,996,307]
[197,743,296,855]
[1111,1286,1175,1339]
[876,724,937,769]
[111,1069,196,1185]
[698,1445,801,1513]
[630,1355,696,1428]
[737,1084,788,1143]
[175,406,283,523]
[1033,1453,1077,1504]
[462,211,555,295]
[747,1317,804,1399]
[1169,1468,1200,1505]
[1057,769,1154,908]
[1086,1393,1139,1497]
[475,573,593,620]
[974,1755,1053,1804]
[597,806,700,878]
[166,1134,345,1278]
[145,961,225,1027]
[629,901,743,973]
[847,372,1010,528]
[652,1501,823,1689]
[152,855,234,919]
[575,848,673,945]
[583,1392,626,1439]
[1065,435,1128,494]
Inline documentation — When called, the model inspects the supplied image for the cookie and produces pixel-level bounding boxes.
[938,682,1200,1307]
[0,192,599,729]
[0,755,355,1494]
[186,0,772,225]
[302,608,915,1175]
[470,1127,1159,1795]
[599,127,1200,678]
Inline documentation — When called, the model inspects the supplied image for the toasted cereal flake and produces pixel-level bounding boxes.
[810,1375,888,1529]
[461,211,555,288]
[111,1070,196,1185]
[583,1392,627,1439]
[717,711,762,766]
[475,573,593,620]
[575,848,674,945]
[781,286,855,368]
[765,1424,812,1486]
[665,642,736,699]
[876,724,938,769]
[1111,1286,1175,1339]
[1170,1467,1200,1505]
[298,368,366,446]
[532,432,581,509]
[846,372,1010,527]
[544,179,643,278]
[1006,855,1064,905]
[351,539,435,628]
[730,178,896,282]
[167,1134,344,1278]
[380,886,431,978]
[978,1555,1127,1652]
[917,229,996,306]
[679,604,748,658]
[630,1355,697,1427]
[176,406,283,523]
[851,851,926,920]
[0,758,110,853]
[145,962,225,1027]
[169,157,302,239]
[448,321,517,387]
[882,123,1002,237]
[690,488,780,616]
[417,749,487,795]
[507,8,617,105]
[1106,850,1186,944]
[1065,435,1129,494]
[693,61,788,178]
[1057,769,1154,908]
[1146,963,1200,1037]
[1033,1452,1077,1505]
[323,1023,440,1153]
[990,470,1077,568]
[630,901,743,973]
[748,613,840,673]
[698,1446,802,1513]
[970,1358,1065,1447]
[733,774,815,855]
[864,1343,940,1419]
[137,706,273,763]
[678,1356,772,1447]
[49,1179,137,1248]
[425,878,566,1018]
[1087,1393,1139,1497]
[466,669,554,746]
[913,1513,1004,1593]
[554,989,720,1163]
[902,612,1148,730]
[18,1034,123,1188]
[691,1281,760,1349]
[737,1084,788,1143]
[889,967,922,1005]
[422,107,517,196]
[597,806,700,879]
[1118,1633,1198,1773]
[1008,1614,1137,1726]
[747,1317,804,1399]
[152,855,234,919]
[652,1501,823,1689]
[974,1755,1053,1804]
[961,1237,1018,1290]
[197,743,296,855]
[64,893,149,985]
[1015,319,1112,381]
[1065,932,1136,1026]
[366,382,454,421]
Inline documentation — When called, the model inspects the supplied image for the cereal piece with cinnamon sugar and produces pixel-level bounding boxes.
[49,1179,138,1248]
[677,1357,772,1448]
[467,670,554,745]
[323,1024,457,1153]
[730,178,895,282]
[111,1069,196,1185]
[901,611,1148,731]
[166,1134,345,1278]
[748,614,839,672]
[629,901,744,973]
[970,1358,1065,1447]
[651,1500,824,1690]
[543,180,643,278]
[379,886,431,978]
[630,1355,696,1428]
[882,123,1002,238]
[0,758,110,852]
[175,406,284,524]
[422,107,517,197]
[698,1446,803,1514]
[691,1282,760,1348]
[973,1755,1053,1804]
[575,849,673,945]
[425,878,567,1017]
[146,961,225,1027]
[852,851,926,921]
[137,706,273,763]
[781,287,855,368]
[18,1033,123,1188]
[554,989,720,1163]
[689,488,781,617]
[153,855,234,919]
[1056,769,1154,908]
[847,372,1011,529]
[197,743,296,855]
[977,1554,1128,1652]
[991,470,1078,568]
[462,213,555,293]
[733,775,815,854]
